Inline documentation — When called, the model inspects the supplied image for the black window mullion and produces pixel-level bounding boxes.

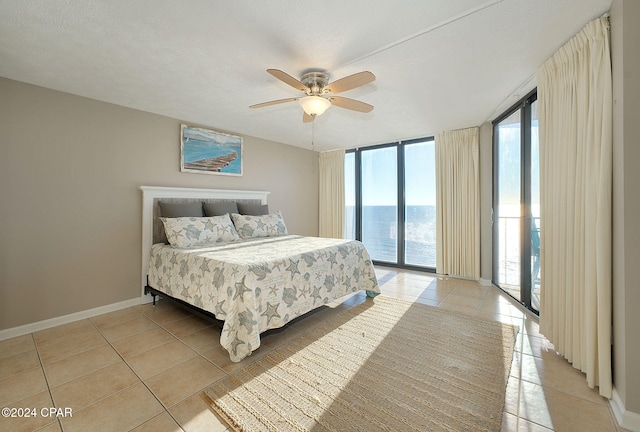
[521,99,532,308]
[397,144,406,266]
[492,89,538,314]
[492,123,500,287]
[350,139,435,273]
[354,149,362,242]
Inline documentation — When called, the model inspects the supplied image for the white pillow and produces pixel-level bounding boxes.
[231,211,288,238]
[160,215,240,248]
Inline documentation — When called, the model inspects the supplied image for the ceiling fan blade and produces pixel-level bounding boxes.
[303,112,315,123]
[249,98,299,109]
[328,96,373,113]
[267,69,308,92]
[324,71,375,94]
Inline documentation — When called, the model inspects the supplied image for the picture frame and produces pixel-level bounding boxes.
[180,124,243,176]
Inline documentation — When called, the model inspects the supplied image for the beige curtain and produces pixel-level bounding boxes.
[435,127,480,279]
[319,149,345,238]
[537,16,612,398]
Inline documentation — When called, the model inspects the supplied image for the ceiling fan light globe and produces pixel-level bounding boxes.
[299,96,331,116]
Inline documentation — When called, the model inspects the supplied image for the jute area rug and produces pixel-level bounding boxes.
[202,295,518,432]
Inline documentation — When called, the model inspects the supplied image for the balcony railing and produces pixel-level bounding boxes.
[497,216,540,310]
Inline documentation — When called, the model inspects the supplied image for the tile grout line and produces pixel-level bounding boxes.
[41,309,168,431]
[134,311,233,432]
[514,316,524,431]
[516,350,613,409]
[55,315,140,431]
[4,270,619,432]
[96,308,191,431]
[105,305,227,431]
[130,306,230,431]
[29,332,60,432]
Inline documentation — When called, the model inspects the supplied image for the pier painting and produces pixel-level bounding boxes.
[180,124,243,176]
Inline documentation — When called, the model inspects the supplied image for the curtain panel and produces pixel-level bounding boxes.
[435,127,480,279]
[537,16,612,398]
[318,149,345,239]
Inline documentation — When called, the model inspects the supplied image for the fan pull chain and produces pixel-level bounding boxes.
[311,117,315,151]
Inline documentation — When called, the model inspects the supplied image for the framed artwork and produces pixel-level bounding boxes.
[180,124,243,176]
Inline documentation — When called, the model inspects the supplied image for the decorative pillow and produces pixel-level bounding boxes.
[160,215,240,248]
[158,201,203,217]
[237,203,269,216]
[231,211,288,238]
[203,201,239,216]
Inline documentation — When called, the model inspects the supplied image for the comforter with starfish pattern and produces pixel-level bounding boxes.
[147,235,380,362]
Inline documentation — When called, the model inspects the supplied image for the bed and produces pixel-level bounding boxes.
[140,186,380,362]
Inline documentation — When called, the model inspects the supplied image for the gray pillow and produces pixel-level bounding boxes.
[237,203,269,215]
[158,201,203,217]
[203,201,239,216]
[231,212,288,238]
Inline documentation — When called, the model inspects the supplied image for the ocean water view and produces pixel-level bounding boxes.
[345,204,537,307]
[346,205,436,268]
[183,138,242,174]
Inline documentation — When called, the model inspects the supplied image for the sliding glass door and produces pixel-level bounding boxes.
[404,140,436,268]
[345,138,436,270]
[493,91,539,313]
[495,110,522,300]
[361,146,398,262]
[529,100,540,310]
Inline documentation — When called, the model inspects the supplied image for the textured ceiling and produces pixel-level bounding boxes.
[0,0,611,151]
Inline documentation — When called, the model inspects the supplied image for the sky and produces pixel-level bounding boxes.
[346,120,538,212]
[346,140,436,207]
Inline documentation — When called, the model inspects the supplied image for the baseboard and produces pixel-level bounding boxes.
[0,297,141,341]
[434,273,490,286]
[611,387,640,431]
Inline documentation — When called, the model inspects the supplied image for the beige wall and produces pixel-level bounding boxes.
[611,0,640,419]
[0,78,319,330]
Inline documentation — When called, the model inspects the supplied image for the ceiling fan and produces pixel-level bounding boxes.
[250,69,375,122]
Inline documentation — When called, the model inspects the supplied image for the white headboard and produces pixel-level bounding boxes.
[139,186,270,302]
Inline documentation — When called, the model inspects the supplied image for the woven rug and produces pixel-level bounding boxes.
[202,295,518,432]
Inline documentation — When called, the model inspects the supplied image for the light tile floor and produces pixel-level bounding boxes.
[0,266,628,432]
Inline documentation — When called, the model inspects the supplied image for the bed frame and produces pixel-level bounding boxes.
[144,282,222,325]
[139,186,270,305]
[140,185,381,362]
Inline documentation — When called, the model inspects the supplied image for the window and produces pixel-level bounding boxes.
[345,138,436,270]
[404,140,437,268]
[492,90,539,313]
[361,146,398,262]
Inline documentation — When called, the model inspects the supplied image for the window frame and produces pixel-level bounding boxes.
[346,137,436,272]
[492,88,539,314]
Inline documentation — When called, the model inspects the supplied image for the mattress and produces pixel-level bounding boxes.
[147,235,380,361]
